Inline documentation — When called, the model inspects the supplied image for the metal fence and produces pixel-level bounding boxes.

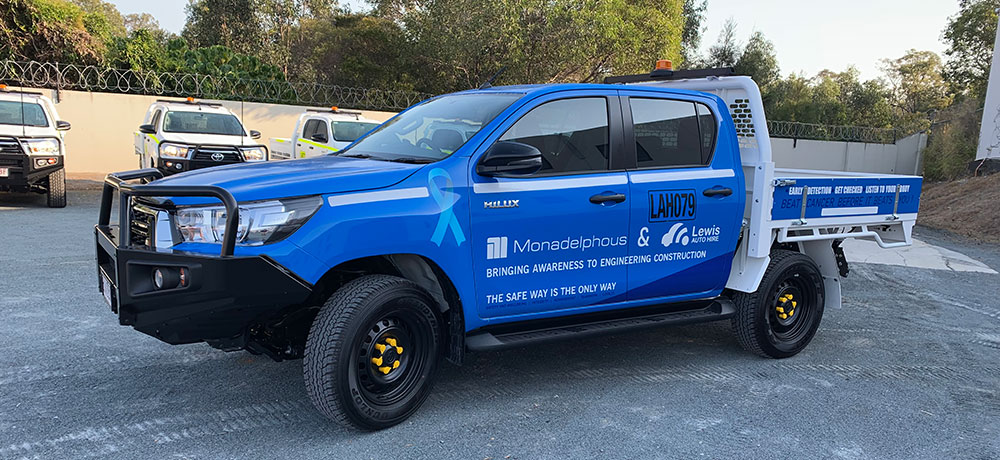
[2,61,923,142]
[0,60,433,111]
[766,120,903,144]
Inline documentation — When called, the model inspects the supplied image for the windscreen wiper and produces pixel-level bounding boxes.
[385,157,435,164]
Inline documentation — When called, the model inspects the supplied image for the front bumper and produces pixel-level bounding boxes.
[95,169,312,345]
[0,153,62,189]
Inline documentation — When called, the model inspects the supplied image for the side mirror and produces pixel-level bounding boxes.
[56,120,71,131]
[138,124,156,134]
[476,141,543,177]
[250,130,261,139]
[310,133,328,143]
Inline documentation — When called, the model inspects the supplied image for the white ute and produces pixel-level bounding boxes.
[134,98,267,175]
[0,85,71,207]
[269,107,380,159]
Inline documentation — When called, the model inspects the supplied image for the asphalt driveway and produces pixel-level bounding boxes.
[1,190,997,459]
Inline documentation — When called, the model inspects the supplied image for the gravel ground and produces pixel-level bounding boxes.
[0,190,998,460]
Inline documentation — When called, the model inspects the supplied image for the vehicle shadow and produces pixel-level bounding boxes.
[0,191,49,208]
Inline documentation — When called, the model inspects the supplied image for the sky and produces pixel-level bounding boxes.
[107,0,960,81]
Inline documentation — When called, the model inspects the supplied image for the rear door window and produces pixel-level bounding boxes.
[629,98,715,168]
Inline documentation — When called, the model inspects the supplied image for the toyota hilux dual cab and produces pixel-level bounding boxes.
[134,98,267,175]
[270,107,381,159]
[95,63,921,430]
[0,85,71,207]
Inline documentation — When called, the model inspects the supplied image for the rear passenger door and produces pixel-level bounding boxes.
[621,92,744,301]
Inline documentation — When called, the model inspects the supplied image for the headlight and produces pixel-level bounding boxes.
[159,142,190,159]
[241,146,267,161]
[172,196,322,247]
[22,138,60,155]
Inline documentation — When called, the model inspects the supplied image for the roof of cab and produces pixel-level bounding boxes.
[452,82,719,101]
[154,100,234,114]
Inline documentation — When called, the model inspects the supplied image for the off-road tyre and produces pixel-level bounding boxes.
[304,275,442,430]
[732,249,825,358]
[46,168,66,208]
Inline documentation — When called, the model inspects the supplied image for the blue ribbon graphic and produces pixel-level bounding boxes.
[428,168,466,246]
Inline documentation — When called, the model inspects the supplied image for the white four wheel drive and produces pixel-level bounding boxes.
[269,107,381,159]
[0,86,71,207]
[134,99,268,175]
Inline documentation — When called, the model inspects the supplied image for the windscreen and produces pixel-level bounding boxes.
[339,93,522,161]
[331,121,380,142]
[163,111,245,136]
[0,101,48,127]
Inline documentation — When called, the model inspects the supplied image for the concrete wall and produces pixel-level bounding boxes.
[13,86,926,178]
[771,132,926,175]
[12,86,396,179]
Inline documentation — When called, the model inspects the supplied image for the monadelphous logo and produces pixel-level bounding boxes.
[487,234,627,260]
[486,236,508,259]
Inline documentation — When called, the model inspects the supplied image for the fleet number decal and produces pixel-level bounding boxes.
[648,189,696,222]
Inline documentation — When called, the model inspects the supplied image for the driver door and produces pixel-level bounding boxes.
[470,92,630,320]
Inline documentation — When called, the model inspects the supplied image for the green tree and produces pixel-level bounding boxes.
[182,0,265,57]
[288,14,414,90]
[705,18,739,67]
[734,31,780,94]
[882,49,952,125]
[679,0,706,66]
[942,0,1000,100]
[393,0,684,93]
[0,0,108,63]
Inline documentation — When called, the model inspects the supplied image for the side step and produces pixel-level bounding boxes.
[466,299,735,351]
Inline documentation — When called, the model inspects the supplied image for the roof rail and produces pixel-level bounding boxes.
[604,67,736,84]
[306,107,362,118]
[154,98,222,107]
[0,85,44,97]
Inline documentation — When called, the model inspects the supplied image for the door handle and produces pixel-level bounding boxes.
[590,193,626,204]
[703,187,733,197]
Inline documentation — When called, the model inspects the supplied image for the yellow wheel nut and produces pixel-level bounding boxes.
[374,343,386,354]
[786,294,793,300]
[776,307,784,313]
[371,357,383,366]
[791,301,797,308]
[393,360,400,369]
[789,309,795,317]
[396,346,403,354]
[385,338,397,347]
[779,313,788,319]
[378,366,391,374]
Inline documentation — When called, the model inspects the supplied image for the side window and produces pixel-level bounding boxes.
[150,110,162,129]
[630,98,712,168]
[302,119,329,141]
[696,103,716,164]
[498,97,609,175]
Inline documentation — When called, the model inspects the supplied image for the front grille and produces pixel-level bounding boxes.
[0,156,23,167]
[191,147,243,164]
[0,138,23,155]
[129,202,159,247]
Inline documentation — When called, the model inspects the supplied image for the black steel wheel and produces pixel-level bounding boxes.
[732,249,825,358]
[304,275,441,430]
